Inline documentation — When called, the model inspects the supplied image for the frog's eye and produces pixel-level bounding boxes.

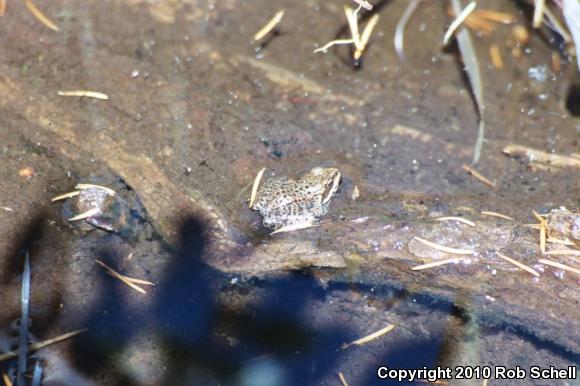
[322,173,341,203]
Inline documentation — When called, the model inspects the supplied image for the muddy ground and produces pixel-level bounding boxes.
[0,0,579,385]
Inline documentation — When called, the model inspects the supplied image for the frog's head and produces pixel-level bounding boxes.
[308,167,341,204]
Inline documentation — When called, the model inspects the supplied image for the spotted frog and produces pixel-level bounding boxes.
[251,167,341,231]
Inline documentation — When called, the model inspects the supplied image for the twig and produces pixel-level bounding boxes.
[254,10,285,41]
[0,0,6,17]
[0,329,87,362]
[462,164,495,188]
[342,324,395,349]
[495,251,540,276]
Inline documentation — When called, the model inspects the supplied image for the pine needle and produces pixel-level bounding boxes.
[254,10,285,41]
[413,237,475,255]
[495,251,540,277]
[539,259,580,275]
[57,91,109,100]
[411,258,465,271]
[0,329,87,362]
[24,0,59,31]
[436,217,476,226]
[342,324,395,349]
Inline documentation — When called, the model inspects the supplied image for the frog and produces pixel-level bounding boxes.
[250,167,341,232]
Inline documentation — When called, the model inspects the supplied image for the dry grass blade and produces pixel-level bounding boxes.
[450,0,485,164]
[394,0,422,62]
[0,0,6,17]
[342,324,395,349]
[25,0,59,31]
[411,258,465,271]
[51,191,80,202]
[414,237,475,255]
[1,206,14,212]
[249,168,266,208]
[481,211,513,221]
[436,217,476,226]
[57,91,109,100]
[544,249,580,257]
[462,164,495,188]
[539,259,580,275]
[533,0,546,28]
[254,10,285,41]
[270,221,318,235]
[68,207,100,221]
[532,210,547,253]
[495,252,540,276]
[2,374,12,386]
[95,259,154,294]
[75,183,116,195]
[444,1,477,45]
[0,329,87,362]
[338,372,350,386]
